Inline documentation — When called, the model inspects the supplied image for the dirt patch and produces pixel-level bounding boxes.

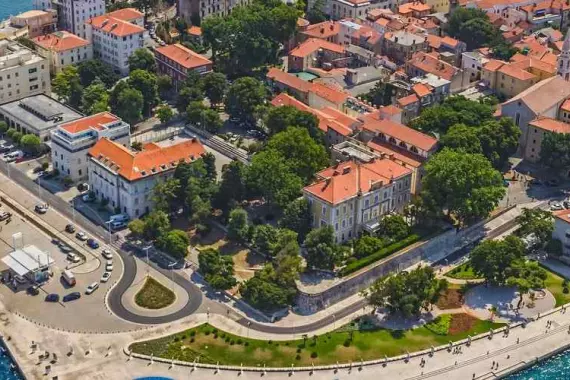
[252,348,273,361]
[437,289,464,310]
[449,313,478,335]
[332,345,360,362]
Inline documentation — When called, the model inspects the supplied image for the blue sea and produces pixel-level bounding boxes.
[0,340,23,380]
[507,349,570,379]
[0,0,33,21]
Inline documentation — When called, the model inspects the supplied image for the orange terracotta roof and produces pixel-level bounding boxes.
[367,138,423,168]
[561,99,570,112]
[441,36,460,48]
[106,7,143,21]
[155,43,212,70]
[553,40,565,52]
[360,115,438,151]
[483,59,506,72]
[59,112,120,134]
[510,53,527,62]
[412,83,432,98]
[310,82,349,105]
[509,57,556,74]
[498,63,536,81]
[88,137,206,181]
[267,68,313,93]
[290,38,345,58]
[426,34,442,49]
[554,208,570,223]
[87,15,145,37]
[541,52,558,66]
[304,159,412,204]
[320,106,359,126]
[398,1,431,15]
[33,31,89,52]
[379,105,403,116]
[408,52,457,81]
[188,26,202,36]
[270,92,313,112]
[301,21,340,39]
[397,94,420,107]
[529,117,570,133]
[375,18,390,27]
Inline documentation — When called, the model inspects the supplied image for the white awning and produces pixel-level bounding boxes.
[1,245,54,277]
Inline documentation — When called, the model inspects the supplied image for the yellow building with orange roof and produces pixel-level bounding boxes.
[33,31,92,74]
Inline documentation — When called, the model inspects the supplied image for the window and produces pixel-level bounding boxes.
[322,205,326,215]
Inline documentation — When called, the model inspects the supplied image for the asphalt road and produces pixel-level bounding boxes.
[0,160,368,333]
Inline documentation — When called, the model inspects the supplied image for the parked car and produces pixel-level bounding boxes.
[87,238,99,249]
[0,211,11,221]
[65,224,75,233]
[63,292,81,302]
[77,183,89,192]
[59,245,73,253]
[27,285,39,296]
[75,231,88,241]
[34,203,48,214]
[51,238,61,245]
[85,282,99,295]
[102,249,113,260]
[45,293,59,302]
[110,221,127,231]
[67,253,80,263]
[100,271,111,283]
[105,262,113,271]
[551,202,564,211]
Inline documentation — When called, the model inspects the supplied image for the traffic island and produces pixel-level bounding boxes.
[135,277,176,310]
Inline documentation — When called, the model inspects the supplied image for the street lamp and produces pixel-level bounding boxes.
[168,262,176,291]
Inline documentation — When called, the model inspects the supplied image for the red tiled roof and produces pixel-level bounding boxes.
[367,138,423,168]
[561,99,570,112]
[397,94,420,107]
[408,51,457,81]
[60,112,120,134]
[426,34,442,49]
[188,26,202,36]
[290,38,345,58]
[554,208,570,224]
[155,43,212,70]
[106,7,143,22]
[304,159,412,204]
[398,1,431,14]
[412,83,432,98]
[483,59,506,71]
[267,68,313,93]
[310,82,349,105]
[88,138,206,181]
[87,14,145,37]
[529,117,570,133]
[301,21,340,39]
[360,115,438,151]
[32,31,89,52]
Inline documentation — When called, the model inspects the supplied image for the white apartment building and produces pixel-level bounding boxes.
[51,112,130,181]
[178,0,251,23]
[86,10,147,75]
[303,158,413,243]
[59,0,105,39]
[0,41,50,105]
[33,31,92,74]
[33,0,53,11]
[87,137,206,218]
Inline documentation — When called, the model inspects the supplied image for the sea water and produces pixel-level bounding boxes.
[507,349,570,379]
[0,0,33,21]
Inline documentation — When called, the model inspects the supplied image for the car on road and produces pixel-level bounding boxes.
[82,193,95,202]
[86,238,99,249]
[59,245,73,253]
[27,285,39,296]
[65,224,75,233]
[100,271,111,283]
[34,203,48,214]
[63,292,81,302]
[550,202,564,211]
[75,231,88,241]
[102,249,113,260]
[0,211,11,221]
[67,253,80,263]
[45,293,59,302]
[51,238,60,245]
[0,145,15,153]
[105,261,113,271]
[77,183,89,192]
[85,282,99,295]
[110,220,127,231]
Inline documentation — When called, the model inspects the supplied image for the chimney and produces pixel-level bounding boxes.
[330,24,334,30]
[321,27,325,33]
[342,166,351,174]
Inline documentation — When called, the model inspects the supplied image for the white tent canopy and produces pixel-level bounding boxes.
[2,245,54,277]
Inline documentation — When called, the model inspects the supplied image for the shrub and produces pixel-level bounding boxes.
[190,331,196,337]
[237,339,243,345]
[205,330,211,336]
[311,352,318,358]
[225,337,230,343]
[268,340,273,345]
[296,348,302,353]
[295,354,301,360]
[174,337,180,342]
[341,234,420,276]
[213,328,219,334]
[190,338,195,343]
[214,334,218,339]
[563,287,569,294]
[424,315,452,335]
[343,339,351,347]
[230,340,235,345]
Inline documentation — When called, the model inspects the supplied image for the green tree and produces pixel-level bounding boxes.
[77,60,120,88]
[203,72,228,106]
[128,48,157,72]
[11,131,22,144]
[198,248,237,290]
[128,69,158,116]
[224,77,267,122]
[202,152,217,182]
[81,79,109,115]
[478,118,521,170]
[186,101,207,124]
[253,225,280,254]
[239,264,296,311]
[128,218,146,238]
[365,266,447,317]
[540,132,570,169]
[446,8,495,50]
[245,150,303,208]
[440,124,483,154]
[362,81,396,107]
[152,178,181,212]
[143,210,171,240]
[265,105,322,140]
[202,109,223,133]
[134,0,159,22]
[177,86,205,112]
[156,229,189,259]
[157,74,173,99]
[421,149,505,226]
[354,235,385,259]
[227,208,249,242]
[214,161,246,213]
[516,208,554,249]
[506,260,547,308]
[266,127,328,182]
[0,121,7,134]
[470,235,525,284]
[52,66,82,106]
[114,87,144,125]
[20,134,41,154]
[279,198,312,242]
[377,215,410,242]
[305,0,327,24]
[304,226,339,270]
[156,104,174,124]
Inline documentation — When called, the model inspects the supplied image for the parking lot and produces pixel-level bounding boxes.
[0,173,132,332]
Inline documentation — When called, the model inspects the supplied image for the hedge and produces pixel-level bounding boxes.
[340,234,421,276]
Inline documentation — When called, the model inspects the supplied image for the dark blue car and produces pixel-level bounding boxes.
[86,238,99,249]
[63,292,81,302]
[45,294,59,302]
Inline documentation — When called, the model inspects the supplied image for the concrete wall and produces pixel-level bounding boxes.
[296,220,488,313]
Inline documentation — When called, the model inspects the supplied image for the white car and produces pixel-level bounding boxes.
[550,202,564,211]
[106,260,113,271]
[67,253,80,263]
[100,271,111,283]
[102,249,113,260]
[75,231,88,241]
[85,282,99,295]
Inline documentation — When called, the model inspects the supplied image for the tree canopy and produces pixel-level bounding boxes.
[82,79,109,115]
[224,77,267,122]
[128,48,157,72]
[156,229,189,259]
[264,105,322,140]
[227,208,249,242]
[470,235,526,284]
[304,226,341,270]
[198,248,237,290]
[128,69,159,117]
[540,132,570,170]
[77,60,120,88]
[278,198,312,242]
[421,149,506,226]
[203,72,228,105]
[515,208,554,249]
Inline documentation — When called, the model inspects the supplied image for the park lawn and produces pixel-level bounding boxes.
[445,263,482,280]
[129,317,504,367]
[135,277,176,309]
[542,268,570,307]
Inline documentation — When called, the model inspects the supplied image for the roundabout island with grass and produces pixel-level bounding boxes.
[134,277,176,310]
